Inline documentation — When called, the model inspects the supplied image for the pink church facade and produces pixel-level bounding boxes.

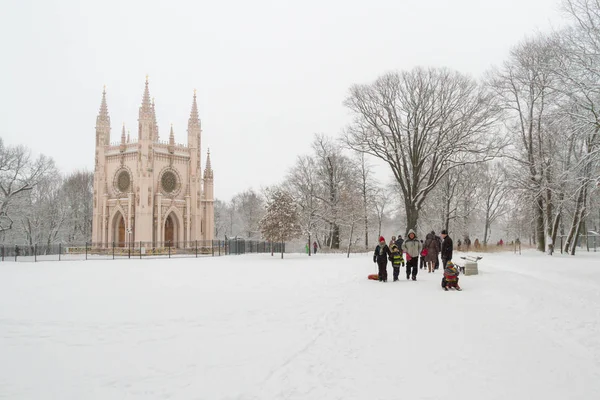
[91,78,215,247]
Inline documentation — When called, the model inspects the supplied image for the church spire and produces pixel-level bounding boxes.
[204,149,213,179]
[141,75,152,113]
[96,86,111,146]
[189,89,200,126]
[97,86,110,124]
[138,76,155,141]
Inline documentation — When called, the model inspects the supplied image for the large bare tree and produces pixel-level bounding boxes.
[0,138,55,235]
[344,67,504,234]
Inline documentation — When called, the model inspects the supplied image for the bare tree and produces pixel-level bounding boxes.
[312,134,355,249]
[232,189,264,239]
[259,188,302,258]
[0,138,55,234]
[345,67,504,234]
[356,152,377,249]
[62,170,93,242]
[213,199,228,239]
[372,188,390,238]
[488,37,559,251]
[286,155,321,256]
[480,162,512,245]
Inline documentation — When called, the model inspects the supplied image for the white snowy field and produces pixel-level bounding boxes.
[1,251,600,400]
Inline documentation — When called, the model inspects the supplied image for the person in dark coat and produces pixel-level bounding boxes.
[373,236,392,282]
[395,235,404,250]
[424,232,440,273]
[434,232,442,270]
[441,229,453,269]
[313,241,318,254]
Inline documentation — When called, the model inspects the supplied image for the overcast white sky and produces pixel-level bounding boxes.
[1,0,564,201]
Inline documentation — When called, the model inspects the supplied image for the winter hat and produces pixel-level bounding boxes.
[379,236,385,243]
[441,230,448,235]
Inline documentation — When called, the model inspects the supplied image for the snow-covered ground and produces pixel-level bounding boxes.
[1,250,599,399]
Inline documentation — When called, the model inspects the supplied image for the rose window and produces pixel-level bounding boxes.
[161,171,177,193]
[117,171,131,192]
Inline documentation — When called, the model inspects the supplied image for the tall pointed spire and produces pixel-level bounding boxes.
[204,149,213,179]
[97,86,110,124]
[189,89,199,126]
[141,75,152,112]
[138,76,155,141]
[96,86,111,146]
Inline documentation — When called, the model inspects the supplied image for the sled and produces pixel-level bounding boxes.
[368,274,379,281]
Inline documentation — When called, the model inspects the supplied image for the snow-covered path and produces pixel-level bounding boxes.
[1,251,599,399]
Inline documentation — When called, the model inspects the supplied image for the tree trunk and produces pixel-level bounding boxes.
[535,195,545,252]
[331,223,340,249]
[364,212,369,250]
[281,241,284,259]
[565,184,586,253]
[571,212,585,255]
[347,222,355,258]
[307,233,311,257]
[405,202,419,235]
[483,210,491,246]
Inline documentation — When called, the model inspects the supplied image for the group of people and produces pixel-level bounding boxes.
[373,229,461,290]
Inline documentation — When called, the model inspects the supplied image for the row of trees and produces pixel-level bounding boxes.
[0,138,93,246]
[258,0,600,255]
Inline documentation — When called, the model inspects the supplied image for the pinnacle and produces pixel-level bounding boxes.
[140,76,152,114]
[97,86,110,124]
[188,89,199,126]
[204,149,213,179]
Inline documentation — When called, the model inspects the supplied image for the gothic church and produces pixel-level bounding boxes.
[91,78,215,246]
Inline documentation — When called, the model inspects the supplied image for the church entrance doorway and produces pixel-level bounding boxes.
[117,216,125,247]
[165,215,174,246]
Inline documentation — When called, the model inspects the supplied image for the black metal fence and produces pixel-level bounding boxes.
[0,240,286,262]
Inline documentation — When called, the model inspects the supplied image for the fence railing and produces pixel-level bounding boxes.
[0,240,286,262]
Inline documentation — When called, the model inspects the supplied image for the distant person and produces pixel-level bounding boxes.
[313,241,318,254]
[474,238,480,249]
[389,236,397,247]
[440,230,453,269]
[373,236,392,282]
[402,230,422,281]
